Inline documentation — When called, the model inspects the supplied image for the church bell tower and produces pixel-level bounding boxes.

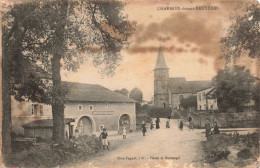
[154,45,169,108]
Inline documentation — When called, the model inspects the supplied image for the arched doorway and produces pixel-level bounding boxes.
[77,116,93,136]
[118,114,131,133]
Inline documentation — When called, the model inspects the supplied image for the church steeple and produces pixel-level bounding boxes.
[153,45,169,108]
[154,45,168,70]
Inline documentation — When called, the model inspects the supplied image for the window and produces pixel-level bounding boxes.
[31,104,38,115]
[105,102,109,108]
[199,105,202,110]
[40,105,43,116]
[89,105,94,111]
[78,105,83,111]
[99,125,104,132]
[163,102,167,108]
[32,104,43,116]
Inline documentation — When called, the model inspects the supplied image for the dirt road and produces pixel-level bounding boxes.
[64,119,205,168]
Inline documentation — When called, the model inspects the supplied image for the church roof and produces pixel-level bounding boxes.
[188,81,212,93]
[63,81,135,103]
[169,78,212,94]
[154,46,168,70]
[169,78,192,94]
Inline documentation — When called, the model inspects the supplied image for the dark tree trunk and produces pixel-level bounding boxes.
[2,47,12,160]
[51,53,65,141]
[51,0,68,142]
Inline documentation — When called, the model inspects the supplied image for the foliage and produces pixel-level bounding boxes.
[252,83,260,111]
[180,95,197,109]
[202,133,259,166]
[129,87,143,103]
[114,88,129,97]
[148,107,172,118]
[212,65,255,111]
[7,135,102,167]
[220,3,260,62]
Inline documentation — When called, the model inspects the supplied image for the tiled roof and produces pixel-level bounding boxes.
[22,118,74,128]
[154,46,168,70]
[169,78,212,94]
[63,81,136,103]
[169,78,191,94]
[188,81,212,93]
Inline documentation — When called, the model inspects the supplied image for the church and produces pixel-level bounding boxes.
[154,46,212,109]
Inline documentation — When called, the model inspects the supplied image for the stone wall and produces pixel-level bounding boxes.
[190,111,260,128]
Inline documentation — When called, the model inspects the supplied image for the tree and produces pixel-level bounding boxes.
[220,3,260,62]
[2,0,135,156]
[129,87,143,103]
[212,65,255,111]
[2,2,52,158]
[180,95,197,110]
[252,83,260,111]
[114,88,129,97]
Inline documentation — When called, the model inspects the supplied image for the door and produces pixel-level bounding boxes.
[77,116,92,136]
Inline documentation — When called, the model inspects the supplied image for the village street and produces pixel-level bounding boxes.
[64,119,206,168]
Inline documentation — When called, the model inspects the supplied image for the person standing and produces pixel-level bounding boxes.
[141,121,147,136]
[188,116,193,131]
[99,128,109,150]
[168,115,171,121]
[156,117,160,129]
[75,127,79,138]
[122,127,127,139]
[205,119,211,140]
[166,120,170,128]
[179,120,183,131]
[150,120,154,130]
[212,122,220,134]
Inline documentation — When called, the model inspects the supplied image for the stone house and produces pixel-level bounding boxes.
[12,81,136,139]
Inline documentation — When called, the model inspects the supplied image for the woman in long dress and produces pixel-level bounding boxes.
[141,121,147,136]
[205,119,211,139]
[156,117,160,129]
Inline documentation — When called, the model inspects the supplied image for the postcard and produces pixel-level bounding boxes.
[1,0,260,167]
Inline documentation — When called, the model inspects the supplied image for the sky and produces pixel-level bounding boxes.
[61,0,259,101]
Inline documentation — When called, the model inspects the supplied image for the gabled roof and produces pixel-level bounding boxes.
[188,81,212,93]
[169,78,212,94]
[154,46,168,70]
[63,81,135,103]
[22,118,74,128]
[169,77,191,94]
